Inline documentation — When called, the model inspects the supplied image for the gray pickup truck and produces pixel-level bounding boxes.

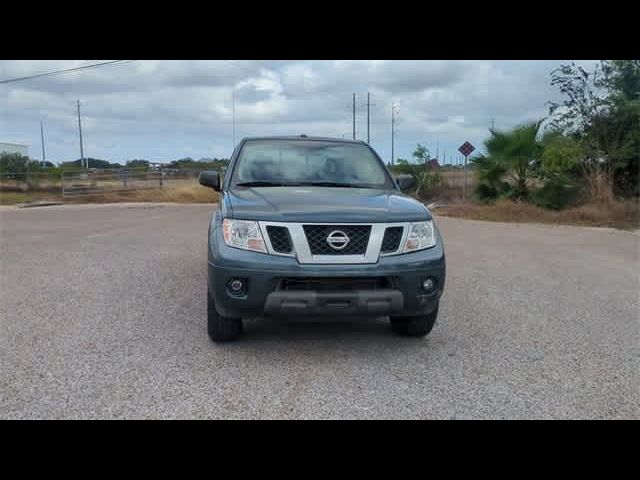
[199,136,446,342]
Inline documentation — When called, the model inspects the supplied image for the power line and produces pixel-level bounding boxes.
[0,60,134,85]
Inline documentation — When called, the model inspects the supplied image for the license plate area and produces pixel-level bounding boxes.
[277,277,392,292]
[264,289,403,316]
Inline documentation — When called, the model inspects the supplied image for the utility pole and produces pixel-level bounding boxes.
[490,117,496,132]
[76,100,85,168]
[352,93,356,140]
[232,89,236,149]
[391,102,398,165]
[463,155,468,200]
[367,92,370,143]
[363,92,375,144]
[40,121,46,166]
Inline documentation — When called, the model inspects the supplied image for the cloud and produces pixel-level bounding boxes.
[0,59,599,163]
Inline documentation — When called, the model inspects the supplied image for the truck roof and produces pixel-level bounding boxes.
[239,135,365,145]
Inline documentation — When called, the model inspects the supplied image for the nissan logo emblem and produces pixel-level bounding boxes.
[326,230,350,250]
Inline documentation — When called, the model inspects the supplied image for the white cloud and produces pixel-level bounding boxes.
[0,59,599,163]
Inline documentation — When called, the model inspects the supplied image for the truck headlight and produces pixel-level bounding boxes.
[403,221,436,253]
[222,219,267,253]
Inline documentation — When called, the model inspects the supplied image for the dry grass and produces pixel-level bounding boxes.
[4,180,637,231]
[0,184,218,205]
[414,170,477,203]
[0,191,62,205]
[435,199,640,230]
[440,169,476,188]
[419,183,466,203]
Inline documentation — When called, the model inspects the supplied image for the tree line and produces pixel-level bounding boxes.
[472,60,638,209]
[0,154,230,174]
[389,60,638,210]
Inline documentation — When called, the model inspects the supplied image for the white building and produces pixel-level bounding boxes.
[0,142,29,156]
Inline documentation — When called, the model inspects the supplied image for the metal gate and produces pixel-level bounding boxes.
[61,169,164,197]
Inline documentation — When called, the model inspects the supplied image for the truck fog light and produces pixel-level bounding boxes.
[422,277,436,292]
[228,278,246,295]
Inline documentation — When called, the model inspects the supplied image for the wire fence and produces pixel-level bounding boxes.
[61,170,163,197]
[0,167,225,197]
[0,171,62,193]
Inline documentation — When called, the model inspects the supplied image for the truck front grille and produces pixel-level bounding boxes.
[258,221,412,264]
[266,226,293,253]
[303,225,371,255]
[381,226,404,253]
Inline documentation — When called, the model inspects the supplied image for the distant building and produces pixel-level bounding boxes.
[0,142,29,156]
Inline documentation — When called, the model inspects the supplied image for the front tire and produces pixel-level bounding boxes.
[207,288,242,342]
[390,302,439,337]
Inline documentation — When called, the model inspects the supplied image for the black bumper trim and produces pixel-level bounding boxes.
[264,289,403,316]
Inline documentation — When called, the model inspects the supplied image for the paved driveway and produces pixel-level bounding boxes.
[1,203,638,418]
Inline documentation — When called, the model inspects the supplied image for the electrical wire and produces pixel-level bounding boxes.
[0,60,135,85]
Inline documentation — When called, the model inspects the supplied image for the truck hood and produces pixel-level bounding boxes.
[226,186,431,223]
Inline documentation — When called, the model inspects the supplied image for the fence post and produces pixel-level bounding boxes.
[61,170,64,197]
[159,166,163,188]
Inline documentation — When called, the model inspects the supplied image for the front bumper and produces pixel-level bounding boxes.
[264,289,404,316]
[207,223,446,319]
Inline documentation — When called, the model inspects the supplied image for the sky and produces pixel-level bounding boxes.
[0,60,599,165]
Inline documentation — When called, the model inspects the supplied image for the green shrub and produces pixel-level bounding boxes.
[388,161,424,177]
[474,183,499,203]
[531,175,579,210]
[414,171,443,197]
[474,180,513,203]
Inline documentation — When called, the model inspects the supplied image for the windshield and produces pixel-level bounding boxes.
[230,140,393,189]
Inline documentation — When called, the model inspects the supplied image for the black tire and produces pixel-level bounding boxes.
[207,288,242,342]
[390,302,439,337]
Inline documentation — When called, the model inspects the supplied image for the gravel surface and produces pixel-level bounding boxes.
[1,203,638,419]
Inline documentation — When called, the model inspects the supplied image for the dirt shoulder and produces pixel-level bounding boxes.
[431,199,640,231]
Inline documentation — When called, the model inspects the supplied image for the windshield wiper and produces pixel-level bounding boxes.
[301,181,370,188]
[235,181,301,187]
[235,181,372,188]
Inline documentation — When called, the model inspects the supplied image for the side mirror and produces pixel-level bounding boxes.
[199,171,220,191]
[395,174,415,191]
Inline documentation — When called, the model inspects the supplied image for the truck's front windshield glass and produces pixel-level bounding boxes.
[231,140,393,189]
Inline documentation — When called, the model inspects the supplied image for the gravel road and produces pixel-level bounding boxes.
[1,203,638,419]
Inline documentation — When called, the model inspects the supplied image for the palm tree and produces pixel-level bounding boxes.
[473,121,544,201]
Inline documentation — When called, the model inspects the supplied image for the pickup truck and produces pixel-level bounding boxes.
[199,136,445,342]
